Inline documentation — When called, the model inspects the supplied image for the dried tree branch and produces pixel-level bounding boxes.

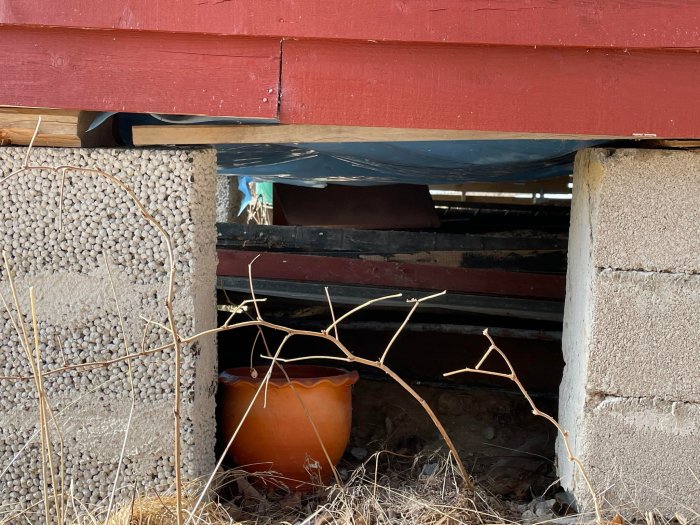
[324,287,339,341]
[379,290,445,366]
[444,328,603,525]
[257,291,473,490]
[185,335,290,523]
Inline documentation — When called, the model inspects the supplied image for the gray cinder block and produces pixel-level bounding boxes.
[559,148,700,515]
[588,269,700,403]
[587,149,700,273]
[569,396,700,513]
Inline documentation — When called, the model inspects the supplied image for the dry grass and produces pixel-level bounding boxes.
[92,452,507,525]
[318,451,500,525]
[99,495,233,525]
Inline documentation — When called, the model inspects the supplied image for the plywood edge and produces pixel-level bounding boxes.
[132,124,628,145]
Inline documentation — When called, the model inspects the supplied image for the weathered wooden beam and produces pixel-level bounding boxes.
[643,140,700,149]
[217,249,566,300]
[358,250,567,274]
[132,124,622,145]
[0,107,81,147]
[217,276,564,322]
[3,1,699,49]
[216,223,568,252]
[0,107,115,147]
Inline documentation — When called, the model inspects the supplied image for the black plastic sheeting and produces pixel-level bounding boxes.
[105,113,608,187]
[216,140,606,187]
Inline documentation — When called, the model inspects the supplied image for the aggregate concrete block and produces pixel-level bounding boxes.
[588,269,700,403]
[0,146,218,515]
[566,396,700,515]
[581,148,700,274]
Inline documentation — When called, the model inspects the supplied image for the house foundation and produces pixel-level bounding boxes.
[0,147,218,511]
[559,148,700,514]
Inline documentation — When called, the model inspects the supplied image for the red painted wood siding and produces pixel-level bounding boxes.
[1,3,699,135]
[0,26,281,117]
[281,40,700,136]
[2,1,699,49]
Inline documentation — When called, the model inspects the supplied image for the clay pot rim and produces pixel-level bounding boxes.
[219,364,359,389]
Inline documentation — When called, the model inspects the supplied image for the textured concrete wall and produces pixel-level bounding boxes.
[0,147,217,514]
[216,174,240,223]
[559,149,700,515]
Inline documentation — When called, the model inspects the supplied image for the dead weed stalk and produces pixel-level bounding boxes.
[444,328,603,525]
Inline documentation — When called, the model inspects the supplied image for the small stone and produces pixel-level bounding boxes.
[555,490,576,509]
[420,462,439,477]
[531,498,557,518]
[350,447,367,461]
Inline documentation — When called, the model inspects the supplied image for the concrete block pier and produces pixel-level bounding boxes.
[0,147,218,511]
[559,149,700,514]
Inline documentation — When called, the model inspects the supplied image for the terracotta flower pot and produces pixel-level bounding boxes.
[218,364,359,489]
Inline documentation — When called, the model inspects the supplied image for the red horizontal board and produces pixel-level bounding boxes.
[2,1,699,49]
[217,250,565,300]
[0,27,280,117]
[280,40,700,137]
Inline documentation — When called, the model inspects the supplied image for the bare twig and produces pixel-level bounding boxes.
[1,252,32,357]
[55,335,67,368]
[104,253,137,523]
[247,255,263,321]
[444,328,603,525]
[23,116,41,167]
[325,293,403,334]
[57,168,67,231]
[379,291,445,366]
[30,288,54,525]
[324,287,339,341]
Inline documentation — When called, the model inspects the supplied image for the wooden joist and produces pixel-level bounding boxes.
[358,250,566,274]
[217,249,566,300]
[216,223,568,253]
[0,107,113,147]
[644,140,700,149]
